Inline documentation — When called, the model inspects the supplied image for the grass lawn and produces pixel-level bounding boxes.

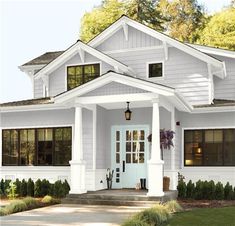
[167,206,235,226]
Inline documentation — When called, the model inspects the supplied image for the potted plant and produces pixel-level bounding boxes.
[148,129,175,191]
[106,168,114,190]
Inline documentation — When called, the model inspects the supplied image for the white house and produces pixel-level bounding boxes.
[1,16,235,197]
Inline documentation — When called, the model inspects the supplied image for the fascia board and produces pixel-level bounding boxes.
[192,106,235,113]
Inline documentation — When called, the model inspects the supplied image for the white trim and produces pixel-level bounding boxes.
[1,124,73,130]
[64,61,102,92]
[103,45,164,54]
[92,105,97,170]
[146,61,165,80]
[89,16,225,77]
[189,44,235,59]
[192,106,235,113]
[34,41,135,79]
[181,126,235,168]
[18,64,46,72]
[207,64,214,104]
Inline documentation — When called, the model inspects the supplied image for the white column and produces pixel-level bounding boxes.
[92,105,97,171]
[69,106,87,194]
[170,107,177,190]
[147,100,164,197]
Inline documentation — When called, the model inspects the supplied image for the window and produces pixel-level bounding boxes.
[2,127,72,166]
[67,64,100,90]
[184,129,235,166]
[148,63,163,78]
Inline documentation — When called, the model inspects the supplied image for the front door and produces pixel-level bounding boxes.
[111,125,149,189]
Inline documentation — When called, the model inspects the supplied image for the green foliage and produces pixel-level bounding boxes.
[22,197,40,209]
[27,178,34,197]
[177,181,187,198]
[63,180,70,196]
[53,180,65,198]
[194,180,204,200]
[0,179,5,196]
[122,218,149,226]
[4,180,11,196]
[20,179,27,197]
[80,0,164,42]
[164,200,183,213]
[186,180,195,199]
[41,195,60,204]
[4,200,27,215]
[34,179,42,197]
[207,180,216,200]
[224,182,233,200]
[6,181,18,199]
[41,179,50,196]
[0,207,6,216]
[15,179,21,196]
[198,8,235,50]
[214,182,224,200]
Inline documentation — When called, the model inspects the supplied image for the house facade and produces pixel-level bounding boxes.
[1,16,235,196]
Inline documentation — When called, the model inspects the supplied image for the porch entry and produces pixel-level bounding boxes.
[111,125,149,189]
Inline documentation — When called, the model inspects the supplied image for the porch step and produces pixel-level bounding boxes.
[62,190,178,206]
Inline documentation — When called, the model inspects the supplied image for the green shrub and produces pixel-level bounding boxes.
[63,180,70,195]
[122,217,148,226]
[49,183,54,196]
[41,179,50,196]
[0,179,5,196]
[4,180,11,196]
[164,200,183,213]
[22,197,40,209]
[195,180,204,200]
[34,179,42,197]
[6,181,18,199]
[186,180,195,199]
[233,187,235,200]
[202,181,211,199]
[20,179,27,197]
[4,200,27,214]
[207,180,216,200]
[224,182,233,200]
[215,182,224,200]
[53,180,65,198]
[15,179,21,196]
[177,181,187,198]
[41,195,60,204]
[27,179,34,197]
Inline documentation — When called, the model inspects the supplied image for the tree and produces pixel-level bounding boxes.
[80,0,164,42]
[198,7,235,50]
[157,0,205,42]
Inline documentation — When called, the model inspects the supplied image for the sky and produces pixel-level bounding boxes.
[0,0,232,103]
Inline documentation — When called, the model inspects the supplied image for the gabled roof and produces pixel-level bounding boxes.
[34,41,135,79]
[22,51,64,66]
[88,15,226,78]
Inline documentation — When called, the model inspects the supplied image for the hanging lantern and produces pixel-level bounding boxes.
[125,102,132,120]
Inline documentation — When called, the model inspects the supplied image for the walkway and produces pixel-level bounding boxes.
[0,204,147,226]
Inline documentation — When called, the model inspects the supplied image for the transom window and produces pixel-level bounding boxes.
[2,127,72,166]
[67,64,100,90]
[148,62,163,78]
[184,129,235,166]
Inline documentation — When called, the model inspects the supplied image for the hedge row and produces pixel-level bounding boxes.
[0,178,70,198]
[177,180,235,200]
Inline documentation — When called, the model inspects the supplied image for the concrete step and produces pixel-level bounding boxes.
[62,197,158,206]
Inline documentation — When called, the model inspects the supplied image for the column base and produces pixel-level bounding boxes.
[69,160,87,194]
[147,160,164,197]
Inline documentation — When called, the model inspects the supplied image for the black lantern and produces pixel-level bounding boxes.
[125,102,132,120]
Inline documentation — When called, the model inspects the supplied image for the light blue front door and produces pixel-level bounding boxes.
[111,125,149,188]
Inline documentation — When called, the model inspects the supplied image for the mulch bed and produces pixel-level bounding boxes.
[178,199,235,210]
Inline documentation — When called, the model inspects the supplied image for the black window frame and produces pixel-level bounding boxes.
[184,128,235,167]
[67,63,100,90]
[148,62,163,78]
[2,127,72,166]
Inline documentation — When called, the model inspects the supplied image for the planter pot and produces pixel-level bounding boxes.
[163,176,170,191]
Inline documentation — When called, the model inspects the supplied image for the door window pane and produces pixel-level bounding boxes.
[126,142,131,152]
[126,154,131,163]
[126,131,131,141]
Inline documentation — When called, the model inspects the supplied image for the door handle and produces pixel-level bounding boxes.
[122,160,125,172]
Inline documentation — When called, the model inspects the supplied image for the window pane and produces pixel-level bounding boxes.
[20,129,35,166]
[116,131,120,141]
[126,131,131,141]
[116,143,120,153]
[54,127,72,166]
[116,153,120,164]
[126,154,131,163]
[224,129,235,166]
[126,142,131,152]
[2,130,18,165]
[149,63,162,78]
[139,153,145,163]
[132,154,138,163]
[37,129,53,165]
